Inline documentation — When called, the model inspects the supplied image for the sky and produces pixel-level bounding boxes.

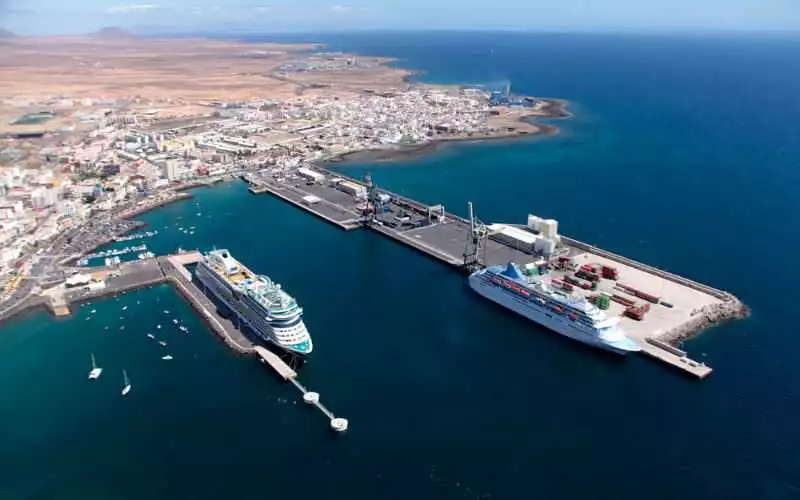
[1,0,799,35]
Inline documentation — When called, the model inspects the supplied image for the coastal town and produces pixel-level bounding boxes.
[0,34,564,317]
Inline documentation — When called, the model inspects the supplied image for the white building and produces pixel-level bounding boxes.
[0,201,24,220]
[57,200,87,219]
[31,188,58,209]
[0,246,21,268]
[165,159,180,181]
[297,167,326,184]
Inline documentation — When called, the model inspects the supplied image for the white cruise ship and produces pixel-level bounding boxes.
[469,262,640,354]
[195,249,313,355]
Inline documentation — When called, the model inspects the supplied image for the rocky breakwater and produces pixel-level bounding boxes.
[662,293,750,347]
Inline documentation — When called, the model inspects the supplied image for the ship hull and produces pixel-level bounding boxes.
[195,262,312,355]
[469,272,637,355]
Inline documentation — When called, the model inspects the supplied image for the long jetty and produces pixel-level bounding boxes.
[244,168,748,379]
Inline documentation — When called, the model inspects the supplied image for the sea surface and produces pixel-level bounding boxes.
[2,32,800,499]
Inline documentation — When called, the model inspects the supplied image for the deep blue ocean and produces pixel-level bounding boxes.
[1,32,800,499]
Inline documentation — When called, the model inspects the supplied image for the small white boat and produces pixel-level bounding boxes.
[121,369,132,396]
[161,355,173,361]
[88,353,102,380]
[178,326,188,333]
[158,340,167,347]
[156,324,162,329]
[163,310,169,314]
[172,319,178,325]
[122,306,128,311]
[85,317,91,321]
[146,333,155,340]
[91,309,97,314]
[119,326,125,330]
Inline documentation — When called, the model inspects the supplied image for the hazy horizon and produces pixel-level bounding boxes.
[2,0,799,36]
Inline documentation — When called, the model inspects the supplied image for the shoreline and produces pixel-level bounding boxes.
[322,98,568,166]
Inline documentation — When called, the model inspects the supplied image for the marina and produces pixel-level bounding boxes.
[83,244,148,261]
[243,167,747,379]
[113,230,159,243]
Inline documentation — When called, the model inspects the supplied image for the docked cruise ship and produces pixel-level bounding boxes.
[469,262,641,354]
[195,249,313,355]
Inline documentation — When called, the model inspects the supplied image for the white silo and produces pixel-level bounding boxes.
[540,219,559,239]
[527,214,543,231]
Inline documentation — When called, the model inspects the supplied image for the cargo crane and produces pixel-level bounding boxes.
[361,171,377,218]
[463,201,489,271]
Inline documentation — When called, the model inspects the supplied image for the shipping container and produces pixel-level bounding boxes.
[612,294,635,307]
[625,307,645,321]
[637,291,660,304]
[601,265,619,279]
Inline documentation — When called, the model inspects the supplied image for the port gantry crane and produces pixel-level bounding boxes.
[463,201,489,272]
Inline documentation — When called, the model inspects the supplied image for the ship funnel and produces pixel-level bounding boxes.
[501,262,525,281]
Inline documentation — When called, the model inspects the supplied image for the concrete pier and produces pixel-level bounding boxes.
[163,255,346,429]
[253,346,345,429]
[160,253,255,354]
[289,378,337,421]
[242,169,747,379]
[248,178,362,230]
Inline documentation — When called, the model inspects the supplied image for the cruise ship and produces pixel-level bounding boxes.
[195,249,313,355]
[469,262,641,354]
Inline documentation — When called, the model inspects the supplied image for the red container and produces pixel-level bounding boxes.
[601,266,619,279]
[612,294,635,307]
[625,308,644,321]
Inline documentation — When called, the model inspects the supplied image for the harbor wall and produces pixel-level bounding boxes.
[118,192,193,220]
[0,296,48,324]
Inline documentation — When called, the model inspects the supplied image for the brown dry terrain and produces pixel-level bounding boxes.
[0,36,412,101]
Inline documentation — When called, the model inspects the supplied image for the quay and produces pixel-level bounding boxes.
[164,252,348,431]
[246,176,362,230]
[243,167,748,379]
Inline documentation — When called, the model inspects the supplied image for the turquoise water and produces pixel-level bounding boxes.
[2,33,800,499]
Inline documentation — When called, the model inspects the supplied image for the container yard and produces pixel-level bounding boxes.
[243,166,748,379]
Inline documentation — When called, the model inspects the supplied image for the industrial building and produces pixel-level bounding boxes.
[333,179,367,198]
[297,167,326,184]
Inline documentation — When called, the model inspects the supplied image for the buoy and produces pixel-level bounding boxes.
[330,417,349,432]
[303,392,320,404]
